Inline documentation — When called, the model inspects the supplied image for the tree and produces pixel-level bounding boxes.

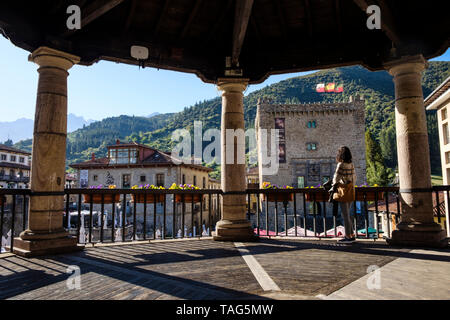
[3,139,13,146]
[380,125,397,169]
[365,131,394,186]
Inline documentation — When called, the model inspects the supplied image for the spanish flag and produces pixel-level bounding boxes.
[316,83,325,92]
[325,83,335,92]
[335,84,344,93]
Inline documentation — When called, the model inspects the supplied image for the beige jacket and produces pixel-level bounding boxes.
[332,162,356,185]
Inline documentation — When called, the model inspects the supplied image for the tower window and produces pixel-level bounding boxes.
[307,120,317,128]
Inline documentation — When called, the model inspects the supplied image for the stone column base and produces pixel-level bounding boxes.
[11,236,84,258]
[386,229,449,248]
[213,219,259,242]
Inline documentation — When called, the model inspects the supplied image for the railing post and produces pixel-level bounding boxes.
[100,194,105,243]
[163,194,166,240]
[143,195,147,240]
[256,193,260,236]
[293,193,297,237]
[302,193,307,237]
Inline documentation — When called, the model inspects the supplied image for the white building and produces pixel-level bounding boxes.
[424,75,450,236]
[0,144,31,189]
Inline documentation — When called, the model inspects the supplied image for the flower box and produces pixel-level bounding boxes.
[131,194,165,203]
[175,194,203,203]
[355,190,384,202]
[83,194,121,204]
[263,193,294,202]
[305,190,329,202]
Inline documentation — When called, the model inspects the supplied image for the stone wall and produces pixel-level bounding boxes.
[256,96,367,188]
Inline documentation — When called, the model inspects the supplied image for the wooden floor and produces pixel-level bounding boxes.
[0,238,448,300]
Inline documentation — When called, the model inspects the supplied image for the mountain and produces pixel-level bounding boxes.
[147,112,160,118]
[67,114,96,132]
[0,118,33,143]
[1,114,95,143]
[14,62,450,176]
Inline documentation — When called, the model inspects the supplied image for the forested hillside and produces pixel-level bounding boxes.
[15,61,450,179]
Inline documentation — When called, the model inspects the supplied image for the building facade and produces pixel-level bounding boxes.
[425,75,450,236]
[69,141,217,237]
[0,144,31,189]
[255,96,367,188]
[70,141,213,190]
[253,97,367,233]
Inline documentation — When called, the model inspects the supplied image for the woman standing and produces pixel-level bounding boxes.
[332,146,357,243]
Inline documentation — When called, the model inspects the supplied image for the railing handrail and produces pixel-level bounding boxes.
[246,186,401,194]
[1,185,448,254]
[65,188,223,195]
[2,185,449,195]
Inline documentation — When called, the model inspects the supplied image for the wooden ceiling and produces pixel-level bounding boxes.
[0,0,448,83]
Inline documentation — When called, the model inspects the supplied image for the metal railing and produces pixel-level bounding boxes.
[0,186,447,254]
[247,186,446,239]
[64,188,222,244]
[0,188,29,254]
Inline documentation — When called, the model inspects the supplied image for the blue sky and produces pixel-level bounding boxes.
[0,36,449,122]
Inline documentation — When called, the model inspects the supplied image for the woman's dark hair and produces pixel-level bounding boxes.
[336,146,352,163]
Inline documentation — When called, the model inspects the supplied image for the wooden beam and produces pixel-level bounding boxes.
[249,14,261,42]
[303,0,313,39]
[352,0,401,45]
[63,0,126,37]
[231,0,254,66]
[334,0,342,36]
[273,0,288,40]
[154,0,171,38]
[122,0,137,35]
[180,0,203,39]
[204,0,233,44]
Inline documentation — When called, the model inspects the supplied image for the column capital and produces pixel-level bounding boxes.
[217,78,249,93]
[384,54,428,76]
[28,46,80,71]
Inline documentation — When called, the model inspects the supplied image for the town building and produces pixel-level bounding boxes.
[254,96,367,233]
[0,144,31,189]
[70,140,213,190]
[424,75,450,236]
[255,96,367,188]
[69,140,217,237]
[246,167,259,214]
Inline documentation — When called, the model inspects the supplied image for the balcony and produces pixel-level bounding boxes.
[1,186,448,247]
[0,175,30,183]
[1,187,449,300]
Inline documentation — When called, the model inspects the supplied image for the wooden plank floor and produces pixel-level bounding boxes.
[0,238,447,300]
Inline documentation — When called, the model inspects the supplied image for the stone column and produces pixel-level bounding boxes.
[385,55,447,247]
[13,47,83,257]
[213,78,257,241]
